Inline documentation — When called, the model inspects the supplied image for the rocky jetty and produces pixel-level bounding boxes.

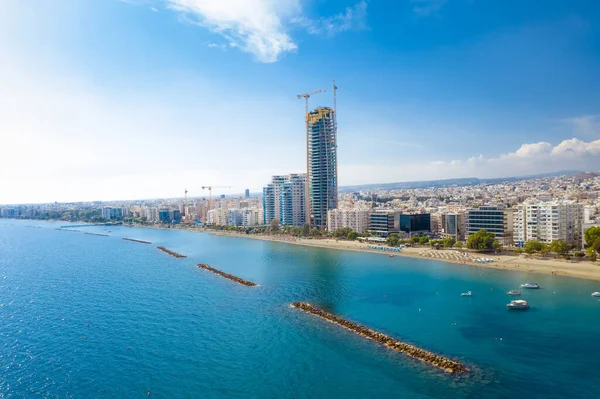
[291,302,468,374]
[157,246,186,258]
[196,264,257,287]
[122,238,152,244]
[84,232,109,237]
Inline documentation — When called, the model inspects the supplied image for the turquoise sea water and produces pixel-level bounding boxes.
[1,220,599,398]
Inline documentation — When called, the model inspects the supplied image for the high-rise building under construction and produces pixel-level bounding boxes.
[307,106,338,229]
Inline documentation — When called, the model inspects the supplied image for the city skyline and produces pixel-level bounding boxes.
[2,0,600,204]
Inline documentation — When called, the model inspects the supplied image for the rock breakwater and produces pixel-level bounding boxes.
[157,246,186,258]
[291,302,468,374]
[196,264,257,287]
[123,238,152,244]
[84,232,109,237]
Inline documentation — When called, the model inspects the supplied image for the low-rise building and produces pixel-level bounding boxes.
[466,205,514,246]
[441,213,465,241]
[327,208,370,233]
[368,210,402,237]
[400,213,431,237]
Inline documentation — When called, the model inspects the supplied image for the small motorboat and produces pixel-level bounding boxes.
[461,291,472,297]
[507,300,529,310]
[507,290,521,296]
[520,283,540,289]
[592,292,600,298]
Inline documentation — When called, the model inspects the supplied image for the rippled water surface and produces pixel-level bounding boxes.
[1,220,599,398]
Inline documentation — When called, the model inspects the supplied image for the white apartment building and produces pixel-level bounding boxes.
[584,205,596,224]
[514,200,583,246]
[206,208,228,226]
[101,206,124,220]
[327,208,370,233]
[263,174,307,227]
[241,208,264,227]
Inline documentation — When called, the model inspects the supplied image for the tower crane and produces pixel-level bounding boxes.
[297,89,325,225]
[184,188,190,222]
[201,186,232,212]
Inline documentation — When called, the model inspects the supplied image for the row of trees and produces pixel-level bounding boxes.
[12,209,109,223]
[584,226,600,261]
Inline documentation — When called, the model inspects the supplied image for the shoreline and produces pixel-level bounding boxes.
[6,220,600,282]
[208,230,600,282]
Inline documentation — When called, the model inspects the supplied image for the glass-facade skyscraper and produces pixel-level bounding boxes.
[307,107,338,229]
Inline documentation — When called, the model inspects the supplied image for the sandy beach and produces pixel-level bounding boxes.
[209,230,600,282]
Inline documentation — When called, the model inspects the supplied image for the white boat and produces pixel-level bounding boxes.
[507,300,529,310]
[520,283,540,289]
[592,292,600,298]
[461,291,472,297]
[507,290,521,296]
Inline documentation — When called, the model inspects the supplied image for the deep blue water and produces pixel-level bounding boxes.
[1,220,599,398]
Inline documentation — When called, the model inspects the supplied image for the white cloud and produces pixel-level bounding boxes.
[151,6,159,12]
[510,142,553,158]
[551,138,600,156]
[295,1,368,35]
[207,42,227,50]
[165,0,299,62]
[340,137,600,185]
[410,0,448,16]
[164,0,367,62]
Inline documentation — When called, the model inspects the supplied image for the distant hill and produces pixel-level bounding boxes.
[339,170,585,192]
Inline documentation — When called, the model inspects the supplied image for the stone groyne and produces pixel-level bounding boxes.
[291,302,468,374]
[85,232,109,237]
[196,264,257,287]
[122,238,152,244]
[157,246,187,258]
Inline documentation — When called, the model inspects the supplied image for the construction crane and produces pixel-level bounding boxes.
[332,80,337,116]
[201,186,232,212]
[297,89,325,224]
[184,188,189,222]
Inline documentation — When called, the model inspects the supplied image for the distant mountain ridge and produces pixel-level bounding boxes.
[339,170,587,192]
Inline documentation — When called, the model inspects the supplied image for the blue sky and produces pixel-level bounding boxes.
[1,0,600,203]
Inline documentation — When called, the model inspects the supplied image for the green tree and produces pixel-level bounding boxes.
[410,236,421,244]
[454,241,464,249]
[540,243,550,256]
[466,230,499,252]
[333,227,353,238]
[524,240,543,254]
[309,228,322,237]
[302,223,310,236]
[347,231,358,240]
[587,247,597,262]
[269,218,280,233]
[592,237,600,255]
[584,226,600,248]
[550,240,568,256]
[419,236,430,245]
[386,235,399,247]
[442,237,456,248]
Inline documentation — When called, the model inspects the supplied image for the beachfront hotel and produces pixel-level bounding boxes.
[465,205,514,246]
[307,107,338,229]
